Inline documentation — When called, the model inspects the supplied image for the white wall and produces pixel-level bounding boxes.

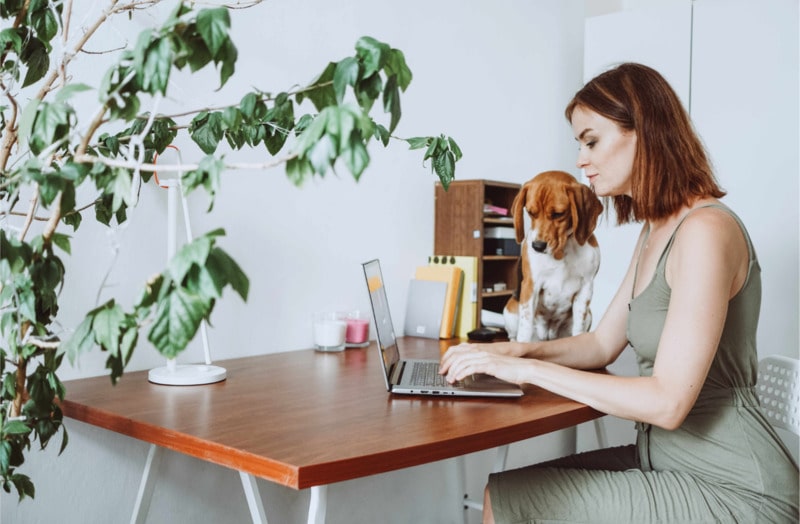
[578,0,799,451]
[3,2,588,523]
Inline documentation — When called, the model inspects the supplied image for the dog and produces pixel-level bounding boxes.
[503,170,603,342]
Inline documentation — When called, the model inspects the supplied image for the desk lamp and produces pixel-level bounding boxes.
[147,146,226,385]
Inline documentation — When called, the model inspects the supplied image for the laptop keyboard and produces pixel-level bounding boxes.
[410,361,463,388]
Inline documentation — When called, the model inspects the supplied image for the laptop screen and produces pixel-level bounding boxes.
[362,260,400,385]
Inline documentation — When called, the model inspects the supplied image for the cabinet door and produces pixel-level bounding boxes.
[692,0,799,358]
[584,1,692,103]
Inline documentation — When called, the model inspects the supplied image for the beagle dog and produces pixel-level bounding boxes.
[503,171,603,342]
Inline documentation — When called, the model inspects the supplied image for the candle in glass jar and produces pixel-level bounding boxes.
[345,317,370,344]
[313,312,346,352]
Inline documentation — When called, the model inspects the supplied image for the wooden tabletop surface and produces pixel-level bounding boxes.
[61,337,602,489]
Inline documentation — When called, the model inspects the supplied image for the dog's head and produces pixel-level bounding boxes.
[511,170,603,260]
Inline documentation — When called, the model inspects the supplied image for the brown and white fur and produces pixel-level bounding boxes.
[503,171,603,342]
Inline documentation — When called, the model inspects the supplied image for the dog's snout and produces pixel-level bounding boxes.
[532,240,548,253]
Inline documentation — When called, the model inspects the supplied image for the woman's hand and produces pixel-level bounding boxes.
[439,342,532,385]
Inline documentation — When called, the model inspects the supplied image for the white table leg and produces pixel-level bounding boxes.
[594,418,609,448]
[240,472,269,523]
[131,444,162,524]
[491,445,509,473]
[308,485,327,524]
[453,456,472,523]
[462,444,509,515]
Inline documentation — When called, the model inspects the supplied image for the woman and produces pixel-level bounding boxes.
[439,63,799,523]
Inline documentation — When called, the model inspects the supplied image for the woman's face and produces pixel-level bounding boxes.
[571,106,637,197]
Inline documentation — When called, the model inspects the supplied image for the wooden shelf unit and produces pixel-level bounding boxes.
[434,179,521,328]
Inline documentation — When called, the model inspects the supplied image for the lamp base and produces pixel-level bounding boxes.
[148,364,227,386]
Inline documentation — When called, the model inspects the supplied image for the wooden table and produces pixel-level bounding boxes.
[61,337,602,523]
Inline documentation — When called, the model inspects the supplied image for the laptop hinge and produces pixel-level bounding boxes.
[390,361,405,385]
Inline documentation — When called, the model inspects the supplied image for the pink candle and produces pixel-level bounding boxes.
[345,318,370,344]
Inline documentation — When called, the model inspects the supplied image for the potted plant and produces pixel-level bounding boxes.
[0,0,460,499]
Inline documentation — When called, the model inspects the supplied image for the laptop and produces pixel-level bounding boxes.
[361,259,523,397]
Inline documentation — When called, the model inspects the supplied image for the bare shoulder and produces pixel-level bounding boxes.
[669,204,749,293]
[677,205,746,251]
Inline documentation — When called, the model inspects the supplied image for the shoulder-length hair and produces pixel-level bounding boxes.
[565,63,725,224]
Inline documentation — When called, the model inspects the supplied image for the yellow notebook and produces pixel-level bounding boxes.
[428,255,478,338]
[414,264,463,338]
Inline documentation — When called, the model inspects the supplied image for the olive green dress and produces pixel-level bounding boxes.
[488,205,799,523]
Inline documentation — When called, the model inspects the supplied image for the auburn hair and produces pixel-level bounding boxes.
[565,63,725,224]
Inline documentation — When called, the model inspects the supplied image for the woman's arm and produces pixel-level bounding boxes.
[440,209,748,430]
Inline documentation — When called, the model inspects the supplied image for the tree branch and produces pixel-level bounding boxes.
[0,84,19,172]
[73,152,298,173]
[152,80,334,121]
[41,192,62,243]
[18,187,39,242]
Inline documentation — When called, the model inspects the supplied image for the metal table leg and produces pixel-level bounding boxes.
[131,444,162,524]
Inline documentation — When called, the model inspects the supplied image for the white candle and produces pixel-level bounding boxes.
[313,316,347,351]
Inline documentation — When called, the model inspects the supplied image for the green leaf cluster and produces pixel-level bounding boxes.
[0,0,61,88]
[99,5,237,121]
[61,230,248,383]
[186,35,461,191]
[0,1,460,501]
[0,227,69,500]
[407,135,463,189]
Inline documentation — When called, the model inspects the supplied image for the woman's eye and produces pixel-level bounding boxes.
[586,141,596,149]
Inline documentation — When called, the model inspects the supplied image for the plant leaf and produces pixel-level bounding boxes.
[3,421,30,436]
[343,135,369,180]
[91,302,125,357]
[196,7,230,58]
[205,247,249,301]
[168,236,212,284]
[59,316,93,365]
[142,37,172,95]
[54,83,91,104]
[148,287,209,358]
[384,48,412,91]
[21,37,49,87]
[355,36,387,78]
[406,136,430,150]
[190,112,224,154]
[333,57,360,103]
[383,75,401,133]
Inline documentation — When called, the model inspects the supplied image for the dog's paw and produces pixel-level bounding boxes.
[503,308,519,340]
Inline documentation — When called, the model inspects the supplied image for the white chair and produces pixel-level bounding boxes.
[757,355,800,436]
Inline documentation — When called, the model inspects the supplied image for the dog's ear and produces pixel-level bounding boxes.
[570,183,603,245]
[511,184,529,243]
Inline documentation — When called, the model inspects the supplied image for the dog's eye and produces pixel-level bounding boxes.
[550,211,566,219]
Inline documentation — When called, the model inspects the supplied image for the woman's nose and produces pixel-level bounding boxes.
[576,149,588,169]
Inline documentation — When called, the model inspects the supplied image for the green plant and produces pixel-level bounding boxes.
[0,0,461,500]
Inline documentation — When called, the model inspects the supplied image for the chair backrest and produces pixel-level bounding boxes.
[756,355,800,436]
